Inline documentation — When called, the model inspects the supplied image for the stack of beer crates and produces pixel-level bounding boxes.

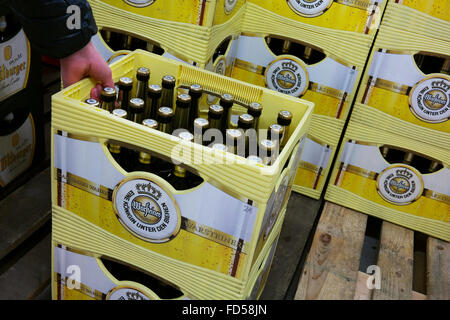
[51,50,314,299]
[325,0,450,241]
[0,13,45,200]
[229,0,388,199]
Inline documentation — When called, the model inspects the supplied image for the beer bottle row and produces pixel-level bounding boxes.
[379,146,443,174]
[265,36,326,65]
[100,29,165,55]
[84,67,294,189]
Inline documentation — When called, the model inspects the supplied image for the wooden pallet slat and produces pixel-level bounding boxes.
[427,238,450,300]
[295,202,367,300]
[372,222,414,300]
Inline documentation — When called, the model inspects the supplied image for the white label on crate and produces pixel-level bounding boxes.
[265,57,309,97]
[107,287,151,300]
[287,0,334,17]
[368,51,424,87]
[224,0,238,14]
[339,141,450,201]
[376,164,424,205]
[53,134,258,248]
[113,177,182,243]
[300,138,332,170]
[54,246,117,296]
[0,115,34,187]
[0,29,30,102]
[409,75,450,123]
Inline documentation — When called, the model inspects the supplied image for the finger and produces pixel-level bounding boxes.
[90,58,114,88]
[90,84,103,100]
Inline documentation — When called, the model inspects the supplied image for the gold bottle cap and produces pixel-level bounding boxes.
[119,76,133,88]
[177,93,192,107]
[209,104,224,116]
[194,118,209,130]
[238,114,254,130]
[112,109,127,119]
[129,97,145,111]
[162,75,176,89]
[102,86,116,97]
[220,93,234,108]
[136,67,150,81]
[260,139,277,153]
[157,106,174,122]
[248,102,262,117]
[85,98,99,107]
[178,131,194,142]
[277,110,293,126]
[189,84,203,99]
[226,129,244,142]
[212,143,228,152]
[247,155,263,164]
[147,84,162,97]
[142,119,158,129]
[268,123,285,139]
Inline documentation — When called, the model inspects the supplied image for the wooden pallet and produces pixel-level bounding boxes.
[295,202,449,300]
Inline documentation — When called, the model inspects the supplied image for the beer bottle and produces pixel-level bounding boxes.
[161,75,176,108]
[219,93,234,134]
[136,119,159,173]
[248,102,262,131]
[282,40,291,54]
[226,129,244,156]
[156,107,175,178]
[100,87,116,112]
[277,110,293,149]
[118,77,133,111]
[268,124,285,148]
[85,98,100,108]
[193,118,209,146]
[303,46,313,61]
[259,139,278,166]
[167,131,194,190]
[146,84,162,120]
[188,84,203,131]
[428,160,441,173]
[403,152,415,165]
[238,114,255,157]
[136,67,150,100]
[441,59,449,75]
[129,98,145,124]
[381,146,390,159]
[208,104,224,130]
[173,93,192,131]
[108,109,127,165]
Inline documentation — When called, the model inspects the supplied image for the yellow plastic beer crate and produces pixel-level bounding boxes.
[52,204,287,300]
[325,118,450,242]
[51,50,313,298]
[381,0,449,42]
[245,0,387,37]
[88,0,246,66]
[355,24,449,150]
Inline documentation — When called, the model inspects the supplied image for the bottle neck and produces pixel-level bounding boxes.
[139,152,152,165]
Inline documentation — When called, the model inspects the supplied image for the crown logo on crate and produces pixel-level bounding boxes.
[282,60,298,72]
[431,80,449,91]
[136,182,162,200]
[395,168,413,180]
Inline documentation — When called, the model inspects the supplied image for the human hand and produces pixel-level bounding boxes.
[60,40,114,100]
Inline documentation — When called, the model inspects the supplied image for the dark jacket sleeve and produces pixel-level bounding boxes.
[8,0,98,59]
